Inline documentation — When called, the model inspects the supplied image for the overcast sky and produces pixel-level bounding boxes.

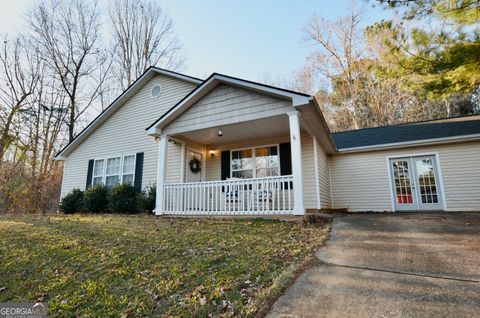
[0,0,393,81]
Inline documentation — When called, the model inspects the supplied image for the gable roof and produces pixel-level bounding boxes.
[54,67,202,159]
[146,73,312,134]
[332,116,480,151]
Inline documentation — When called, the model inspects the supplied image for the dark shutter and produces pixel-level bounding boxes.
[134,152,144,192]
[279,142,292,175]
[221,150,230,180]
[86,159,94,188]
[221,150,230,192]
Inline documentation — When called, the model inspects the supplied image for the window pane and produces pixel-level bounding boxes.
[123,174,134,185]
[255,147,269,157]
[93,176,103,185]
[269,146,278,156]
[232,170,253,179]
[232,149,253,170]
[255,156,268,168]
[255,146,279,169]
[106,175,120,187]
[256,168,279,177]
[269,153,279,167]
[415,159,438,204]
[106,157,121,175]
[123,155,135,174]
[93,159,104,176]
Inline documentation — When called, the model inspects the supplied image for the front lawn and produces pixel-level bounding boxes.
[0,214,329,317]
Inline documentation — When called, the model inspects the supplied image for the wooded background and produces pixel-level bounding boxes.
[1,0,478,213]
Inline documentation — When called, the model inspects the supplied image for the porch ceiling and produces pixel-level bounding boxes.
[172,115,295,147]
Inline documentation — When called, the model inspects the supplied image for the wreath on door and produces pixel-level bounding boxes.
[189,156,202,174]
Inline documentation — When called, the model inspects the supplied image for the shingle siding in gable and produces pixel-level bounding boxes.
[163,84,293,135]
[60,75,196,197]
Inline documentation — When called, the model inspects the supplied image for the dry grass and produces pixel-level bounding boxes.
[0,214,330,317]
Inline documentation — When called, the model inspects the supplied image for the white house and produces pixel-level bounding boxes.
[55,67,480,215]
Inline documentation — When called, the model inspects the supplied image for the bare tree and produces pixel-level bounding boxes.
[0,35,42,162]
[303,7,365,129]
[109,0,184,89]
[28,0,110,142]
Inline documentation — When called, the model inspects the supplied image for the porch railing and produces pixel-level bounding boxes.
[163,175,294,215]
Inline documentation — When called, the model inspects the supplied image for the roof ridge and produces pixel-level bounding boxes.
[151,66,204,82]
[332,114,480,135]
[210,72,312,98]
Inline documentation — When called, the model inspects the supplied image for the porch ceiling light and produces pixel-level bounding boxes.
[217,128,223,137]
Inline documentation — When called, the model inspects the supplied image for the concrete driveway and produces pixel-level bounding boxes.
[268,213,480,318]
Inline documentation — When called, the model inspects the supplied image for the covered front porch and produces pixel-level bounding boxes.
[147,73,335,216]
[156,112,305,215]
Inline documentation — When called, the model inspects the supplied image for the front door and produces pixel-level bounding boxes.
[389,155,443,211]
[185,149,204,183]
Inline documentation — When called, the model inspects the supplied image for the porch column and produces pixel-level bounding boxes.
[155,135,168,215]
[288,111,305,215]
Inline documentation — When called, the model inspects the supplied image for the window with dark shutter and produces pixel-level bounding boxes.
[86,159,94,188]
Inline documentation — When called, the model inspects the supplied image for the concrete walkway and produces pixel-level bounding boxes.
[267,213,480,318]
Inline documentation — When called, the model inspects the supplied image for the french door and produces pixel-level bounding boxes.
[389,155,444,211]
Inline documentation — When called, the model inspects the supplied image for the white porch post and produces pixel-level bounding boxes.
[288,111,305,215]
[155,135,169,215]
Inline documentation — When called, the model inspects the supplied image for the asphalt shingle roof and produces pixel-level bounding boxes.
[331,117,480,150]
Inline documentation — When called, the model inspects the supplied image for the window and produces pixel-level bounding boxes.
[232,149,253,178]
[91,154,136,187]
[231,145,280,179]
[255,146,279,177]
[105,157,121,187]
[150,85,163,98]
[92,159,104,185]
[122,155,135,185]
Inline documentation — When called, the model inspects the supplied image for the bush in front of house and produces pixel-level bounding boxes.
[83,185,109,213]
[142,184,156,213]
[60,183,153,214]
[108,183,142,214]
[59,188,84,214]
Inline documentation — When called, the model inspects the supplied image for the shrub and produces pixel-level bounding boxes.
[108,183,141,214]
[59,189,84,214]
[143,185,156,213]
[83,185,109,213]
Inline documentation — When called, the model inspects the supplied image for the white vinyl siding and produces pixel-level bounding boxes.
[166,142,183,183]
[163,84,293,135]
[301,135,317,209]
[315,138,332,209]
[330,141,480,212]
[205,149,221,181]
[61,75,196,197]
